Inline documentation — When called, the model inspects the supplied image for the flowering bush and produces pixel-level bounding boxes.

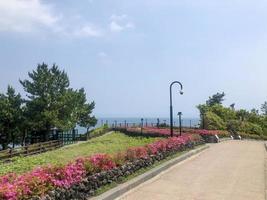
[126,147,148,161]
[0,135,201,200]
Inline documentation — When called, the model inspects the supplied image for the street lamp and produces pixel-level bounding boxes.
[141,118,144,133]
[170,81,183,137]
[177,112,182,136]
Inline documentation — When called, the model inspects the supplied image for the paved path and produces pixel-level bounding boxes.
[118,140,266,200]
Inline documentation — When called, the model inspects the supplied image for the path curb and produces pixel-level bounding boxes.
[90,145,209,200]
[264,142,267,200]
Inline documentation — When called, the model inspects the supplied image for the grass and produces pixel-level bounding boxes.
[0,132,161,176]
[94,144,204,196]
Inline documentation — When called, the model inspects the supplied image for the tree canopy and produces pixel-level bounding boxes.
[261,102,267,115]
[0,86,23,149]
[206,92,225,106]
[0,63,97,149]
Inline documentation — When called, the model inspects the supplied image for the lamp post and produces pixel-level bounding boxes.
[178,112,182,136]
[170,81,183,137]
[141,118,144,133]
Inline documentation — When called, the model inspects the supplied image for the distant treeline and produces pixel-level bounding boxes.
[0,63,97,150]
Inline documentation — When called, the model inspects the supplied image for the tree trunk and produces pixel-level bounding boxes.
[11,132,15,148]
[21,130,27,146]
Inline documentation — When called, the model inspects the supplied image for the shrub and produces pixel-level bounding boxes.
[89,154,116,172]
[227,120,240,133]
[112,152,126,166]
[126,147,148,161]
[205,111,226,130]
[239,122,263,135]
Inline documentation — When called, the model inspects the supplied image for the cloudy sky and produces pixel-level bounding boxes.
[0,0,267,118]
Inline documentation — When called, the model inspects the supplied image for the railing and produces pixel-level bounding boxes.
[103,119,200,129]
[0,140,63,163]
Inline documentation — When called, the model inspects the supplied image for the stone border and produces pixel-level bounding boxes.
[89,145,209,200]
[219,137,232,142]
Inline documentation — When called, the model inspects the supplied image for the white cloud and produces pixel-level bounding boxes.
[110,14,127,21]
[0,0,59,32]
[98,52,108,57]
[109,14,135,33]
[0,1,135,38]
[73,25,103,37]
[125,22,135,29]
[109,21,124,32]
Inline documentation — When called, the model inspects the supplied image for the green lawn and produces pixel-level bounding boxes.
[0,132,161,176]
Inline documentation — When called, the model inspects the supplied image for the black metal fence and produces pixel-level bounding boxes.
[101,119,200,129]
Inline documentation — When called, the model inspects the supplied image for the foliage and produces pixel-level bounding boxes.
[197,92,267,135]
[19,63,96,141]
[209,104,236,122]
[0,86,23,149]
[204,111,226,130]
[227,120,263,135]
[226,120,240,133]
[206,92,225,106]
[261,101,267,115]
[239,121,263,135]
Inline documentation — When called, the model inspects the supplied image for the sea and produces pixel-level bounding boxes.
[77,117,200,134]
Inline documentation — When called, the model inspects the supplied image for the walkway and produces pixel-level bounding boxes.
[118,140,266,200]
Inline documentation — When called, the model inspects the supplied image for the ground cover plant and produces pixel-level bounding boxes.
[0,132,160,176]
[0,134,203,200]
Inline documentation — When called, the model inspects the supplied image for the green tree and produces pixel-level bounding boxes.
[206,92,225,106]
[209,104,236,122]
[20,63,96,141]
[0,86,23,149]
[261,102,267,115]
[204,111,226,130]
[236,109,249,121]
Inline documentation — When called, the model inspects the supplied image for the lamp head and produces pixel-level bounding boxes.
[179,90,184,95]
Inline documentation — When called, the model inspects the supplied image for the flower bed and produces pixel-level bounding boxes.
[0,135,203,200]
[114,127,229,143]
[115,127,179,137]
[184,129,230,143]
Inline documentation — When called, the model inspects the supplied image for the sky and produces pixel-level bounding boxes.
[0,0,267,118]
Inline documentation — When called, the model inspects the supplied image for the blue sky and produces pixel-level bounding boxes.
[0,0,267,118]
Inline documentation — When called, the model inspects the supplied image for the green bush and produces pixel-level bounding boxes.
[227,120,263,136]
[209,104,236,122]
[205,111,226,130]
[239,132,267,140]
[239,122,263,135]
[226,120,241,133]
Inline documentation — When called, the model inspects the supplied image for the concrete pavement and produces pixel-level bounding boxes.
[117,140,265,200]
